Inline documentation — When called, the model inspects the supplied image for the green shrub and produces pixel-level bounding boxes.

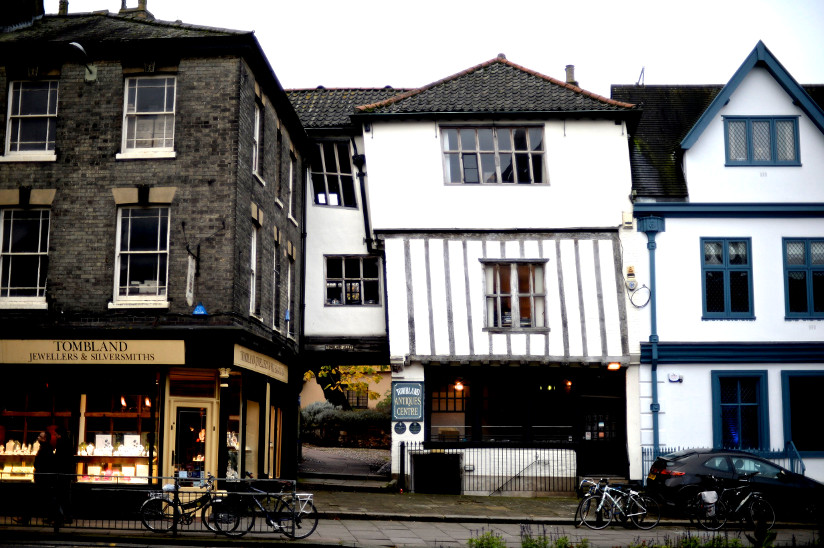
[467,530,506,548]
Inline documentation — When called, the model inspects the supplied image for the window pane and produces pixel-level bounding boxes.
[515,153,531,183]
[312,172,327,205]
[462,153,479,183]
[739,378,758,403]
[336,142,352,173]
[459,129,476,150]
[811,241,824,265]
[135,80,169,112]
[326,175,341,206]
[789,376,824,451]
[785,241,805,265]
[704,241,723,264]
[727,120,747,161]
[775,120,796,161]
[813,271,824,313]
[344,258,361,278]
[443,129,459,150]
[497,129,512,151]
[705,271,725,312]
[326,257,342,278]
[500,296,512,327]
[721,405,740,447]
[363,280,379,304]
[531,153,544,183]
[445,153,461,183]
[729,271,750,313]
[787,271,808,313]
[477,129,494,150]
[340,175,357,208]
[362,258,379,278]
[345,281,361,304]
[751,120,771,161]
[500,153,514,183]
[728,241,748,265]
[498,265,511,294]
[739,405,759,449]
[326,281,342,304]
[519,296,532,327]
[528,127,543,151]
[480,154,497,183]
[323,142,337,172]
[512,129,528,150]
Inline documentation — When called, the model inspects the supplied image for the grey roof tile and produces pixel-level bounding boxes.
[286,88,409,129]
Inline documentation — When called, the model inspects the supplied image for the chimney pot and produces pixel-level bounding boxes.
[58,0,68,15]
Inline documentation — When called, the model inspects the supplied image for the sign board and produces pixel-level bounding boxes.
[233,345,288,383]
[0,339,185,364]
[392,381,423,421]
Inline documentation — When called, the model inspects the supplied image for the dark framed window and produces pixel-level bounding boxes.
[701,238,753,319]
[252,100,265,181]
[114,207,169,304]
[781,371,824,456]
[325,256,380,306]
[442,126,545,184]
[483,260,547,329]
[6,80,58,155]
[783,238,824,318]
[724,116,799,166]
[712,371,769,450]
[0,208,50,300]
[345,388,368,409]
[311,142,357,207]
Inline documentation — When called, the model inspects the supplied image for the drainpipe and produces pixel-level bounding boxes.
[637,216,665,458]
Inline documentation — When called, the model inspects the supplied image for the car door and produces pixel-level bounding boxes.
[732,456,787,508]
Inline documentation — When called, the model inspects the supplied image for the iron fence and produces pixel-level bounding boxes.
[398,442,578,495]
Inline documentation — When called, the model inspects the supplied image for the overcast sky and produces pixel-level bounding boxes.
[45,0,824,97]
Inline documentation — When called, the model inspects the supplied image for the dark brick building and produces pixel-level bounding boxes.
[0,0,309,490]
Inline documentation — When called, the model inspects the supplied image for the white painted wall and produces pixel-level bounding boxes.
[362,119,633,231]
[652,217,824,342]
[685,68,824,203]
[303,137,386,338]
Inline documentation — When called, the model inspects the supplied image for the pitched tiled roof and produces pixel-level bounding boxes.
[356,55,635,115]
[611,84,824,200]
[286,88,410,129]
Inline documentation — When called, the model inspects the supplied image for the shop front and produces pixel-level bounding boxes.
[0,336,297,500]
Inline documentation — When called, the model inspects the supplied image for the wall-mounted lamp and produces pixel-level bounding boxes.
[219,368,232,388]
[120,396,127,407]
[68,42,97,82]
[454,380,464,392]
[144,397,151,407]
[607,362,622,371]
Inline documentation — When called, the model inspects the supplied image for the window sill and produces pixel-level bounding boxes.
[108,300,170,309]
[701,316,756,321]
[0,153,56,163]
[0,300,48,310]
[116,150,176,160]
[275,198,284,210]
[325,302,381,307]
[784,316,824,321]
[724,162,801,167]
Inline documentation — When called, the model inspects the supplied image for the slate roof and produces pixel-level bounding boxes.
[0,11,246,45]
[611,84,824,200]
[286,88,410,130]
[355,54,636,117]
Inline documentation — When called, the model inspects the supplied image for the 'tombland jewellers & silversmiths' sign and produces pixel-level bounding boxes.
[0,339,185,364]
[233,344,288,383]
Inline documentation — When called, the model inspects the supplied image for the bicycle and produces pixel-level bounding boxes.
[685,473,775,531]
[139,473,233,533]
[215,473,318,539]
[577,478,661,530]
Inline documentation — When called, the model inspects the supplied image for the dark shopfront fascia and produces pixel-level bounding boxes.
[424,364,629,477]
[0,334,298,514]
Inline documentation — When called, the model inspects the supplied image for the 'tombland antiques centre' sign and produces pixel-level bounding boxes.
[0,339,185,364]
[392,381,423,421]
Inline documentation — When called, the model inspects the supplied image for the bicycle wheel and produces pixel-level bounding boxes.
[276,497,319,539]
[697,500,727,531]
[140,497,177,532]
[213,499,254,537]
[579,494,613,530]
[747,498,775,531]
[629,495,661,530]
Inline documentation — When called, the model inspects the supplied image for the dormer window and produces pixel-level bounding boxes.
[724,116,799,166]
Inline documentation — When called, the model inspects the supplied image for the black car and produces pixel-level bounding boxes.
[646,448,823,521]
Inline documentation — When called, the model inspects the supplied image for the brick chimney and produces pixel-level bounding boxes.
[58,0,69,15]
[565,65,578,87]
[0,0,45,29]
[119,0,153,19]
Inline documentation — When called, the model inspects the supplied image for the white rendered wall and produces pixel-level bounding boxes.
[653,217,824,342]
[684,68,824,203]
[362,119,633,232]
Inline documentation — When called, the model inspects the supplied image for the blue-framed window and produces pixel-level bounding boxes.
[724,116,800,166]
[701,238,753,319]
[783,238,824,318]
[781,371,824,456]
[712,371,769,450]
